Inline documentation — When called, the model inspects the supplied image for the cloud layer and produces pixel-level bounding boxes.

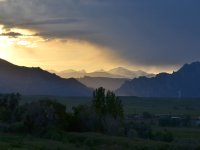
[0,0,200,67]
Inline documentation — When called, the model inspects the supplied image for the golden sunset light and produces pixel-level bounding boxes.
[0,24,126,72]
[23,42,129,72]
[0,23,179,74]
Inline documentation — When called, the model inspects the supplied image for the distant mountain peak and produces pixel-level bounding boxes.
[94,69,106,72]
[109,67,132,72]
[108,67,154,79]
[57,67,154,79]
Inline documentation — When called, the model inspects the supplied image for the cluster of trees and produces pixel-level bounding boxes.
[0,88,124,136]
[68,87,124,135]
[91,87,124,133]
[0,93,21,123]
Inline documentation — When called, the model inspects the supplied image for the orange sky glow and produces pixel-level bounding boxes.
[0,25,178,74]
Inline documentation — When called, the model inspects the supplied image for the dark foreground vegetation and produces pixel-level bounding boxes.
[1,89,200,149]
[0,88,124,135]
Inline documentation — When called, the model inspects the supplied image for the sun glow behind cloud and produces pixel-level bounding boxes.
[0,24,177,74]
[0,26,11,59]
[0,24,128,72]
[10,39,126,72]
[0,25,39,59]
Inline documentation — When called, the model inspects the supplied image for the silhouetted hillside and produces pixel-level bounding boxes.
[0,59,92,96]
[117,62,200,97]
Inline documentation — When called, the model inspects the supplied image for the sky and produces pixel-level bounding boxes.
[0,0,200,73]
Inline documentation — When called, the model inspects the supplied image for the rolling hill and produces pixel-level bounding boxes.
[0,59,92,96]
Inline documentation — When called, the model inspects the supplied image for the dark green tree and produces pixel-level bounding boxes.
[92,87,106,117]
[92,87,124,134]
[106,90,124,120]
[92,87,124,119]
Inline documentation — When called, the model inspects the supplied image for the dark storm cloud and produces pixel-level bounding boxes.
[0,32,23,38]
[34,30,95,39]
[0,0,200,66]
[21,18,81,26]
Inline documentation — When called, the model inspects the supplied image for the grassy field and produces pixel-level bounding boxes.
[153,126,200,140]
[22,96,200,116]
[0,132,197,150]
[121,97,200,116]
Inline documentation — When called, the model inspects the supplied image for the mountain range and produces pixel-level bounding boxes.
[1,58,200,98]
[54,68,154,91]
[55,67,154,79]
[0,59,92,96]
[117,62,200,98]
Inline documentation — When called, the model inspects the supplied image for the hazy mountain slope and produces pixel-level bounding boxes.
[58,70,124,78]
[58,69,86,78]
[0,59,92,96]
[108,67,155,79]
[78,76,128,91]
[117,62,200,97]
[86,71,124,78]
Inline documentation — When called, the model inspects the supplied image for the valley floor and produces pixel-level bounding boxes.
[21,96,200,115]
[0,131,200,150]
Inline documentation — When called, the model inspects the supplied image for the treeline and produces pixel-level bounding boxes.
[0,88,174,143]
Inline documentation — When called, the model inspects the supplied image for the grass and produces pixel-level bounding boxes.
[121,97,200,116]
[0,132,194,150]
[153,126,200,140]
[0,133,79,150]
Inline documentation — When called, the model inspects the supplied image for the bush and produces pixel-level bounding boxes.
[127,122,153,139]
[7,122,25,133]
[127,122,174,142]
[22,99,69,133]
[153,130,174,142]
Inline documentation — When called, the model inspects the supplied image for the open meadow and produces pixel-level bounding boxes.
[0,132,199,150]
